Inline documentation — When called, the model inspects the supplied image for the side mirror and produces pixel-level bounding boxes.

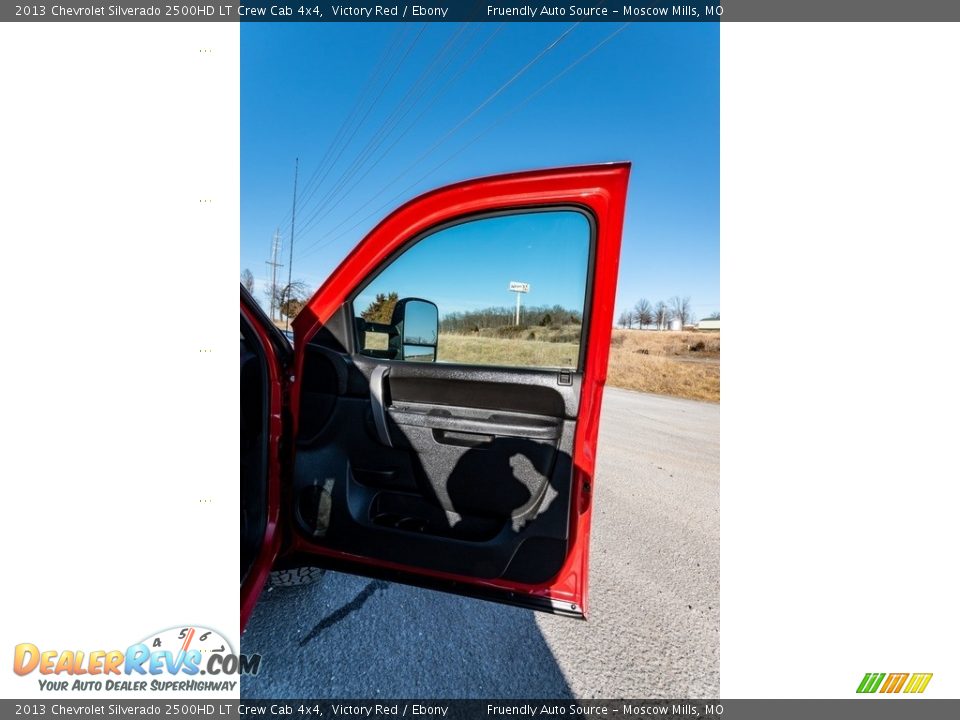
[390,298,439,362]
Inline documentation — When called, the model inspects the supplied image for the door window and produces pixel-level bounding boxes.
[352,209,592,369]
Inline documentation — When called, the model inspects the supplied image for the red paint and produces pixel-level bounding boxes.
[239,297,287,631]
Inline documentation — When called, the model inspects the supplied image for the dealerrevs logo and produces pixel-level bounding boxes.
[13,626,261,692]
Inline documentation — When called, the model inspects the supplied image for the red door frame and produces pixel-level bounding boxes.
[240,296,287,629]
[286,163,630,616]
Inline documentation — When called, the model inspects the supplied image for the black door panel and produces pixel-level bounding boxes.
[389,411,559,519]
[364,360,582,419]
[388,404,562,442]
[291,334,581,584]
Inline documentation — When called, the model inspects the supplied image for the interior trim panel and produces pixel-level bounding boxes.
[292,338,584,585]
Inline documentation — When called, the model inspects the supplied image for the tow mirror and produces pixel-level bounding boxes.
[390,298,439,362]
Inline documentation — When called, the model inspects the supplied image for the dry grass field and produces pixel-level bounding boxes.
[439,326,720,403]
[606,329,719,402]
[438,333,580,368]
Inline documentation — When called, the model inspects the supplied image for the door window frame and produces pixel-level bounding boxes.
[347,204,598,372]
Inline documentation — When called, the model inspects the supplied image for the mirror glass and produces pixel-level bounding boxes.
[401,299,439,347]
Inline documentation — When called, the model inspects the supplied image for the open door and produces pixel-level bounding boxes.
[286,163,629,617]
[240,285,290,626]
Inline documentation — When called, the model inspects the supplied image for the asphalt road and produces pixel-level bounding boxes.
[241,388,719,698]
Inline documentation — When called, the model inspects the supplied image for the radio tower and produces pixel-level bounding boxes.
[285,157,299,332]
[265,228,283,322]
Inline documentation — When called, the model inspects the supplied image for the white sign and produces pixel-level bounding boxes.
[509,281,530,293]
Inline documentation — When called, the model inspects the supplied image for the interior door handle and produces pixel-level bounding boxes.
[369,365,392,447]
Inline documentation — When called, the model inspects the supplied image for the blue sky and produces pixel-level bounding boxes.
[354,210,590,317]
[241,22,719,321]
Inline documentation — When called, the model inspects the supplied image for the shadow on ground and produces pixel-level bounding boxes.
[241,570,573,698]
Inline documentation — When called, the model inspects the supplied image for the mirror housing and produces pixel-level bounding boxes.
[390,298,439,362]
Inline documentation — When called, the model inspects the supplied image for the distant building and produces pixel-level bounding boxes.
[669,318,683,331]
[698,319,720,331]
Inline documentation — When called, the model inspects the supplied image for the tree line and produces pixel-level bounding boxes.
[617,296,713,330]
[244,268,656,334]
[441,304,582,333]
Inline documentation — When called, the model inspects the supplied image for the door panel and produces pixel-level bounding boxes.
[288,163,629,616]
[291,339,576,582]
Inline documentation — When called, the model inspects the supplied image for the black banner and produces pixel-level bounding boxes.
[3,700,960,719]
[6,1,960,23]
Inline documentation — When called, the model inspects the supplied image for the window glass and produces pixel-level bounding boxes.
[353,210,591,369]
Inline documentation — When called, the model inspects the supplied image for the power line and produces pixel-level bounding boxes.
[295,24,504,241]
[296,23,503,239]
[271,25,411,233]
[294,23,473,238]
[286,23,427,237]
[295,0,496,229]
[295,22,582,261]
[298,24,629,263]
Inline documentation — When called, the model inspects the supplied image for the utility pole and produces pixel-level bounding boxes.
[285,157,299,331]
[265,228,283,322]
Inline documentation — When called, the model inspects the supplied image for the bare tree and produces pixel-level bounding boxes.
[634,298,653,329]
[654,301,670,331]
[618,309,634,329]
[670,296,692,329]
[241,268,255,294]
[273,281,310,321]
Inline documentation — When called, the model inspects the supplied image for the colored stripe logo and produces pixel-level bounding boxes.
[857,672,932,694]
[904,673,934,694]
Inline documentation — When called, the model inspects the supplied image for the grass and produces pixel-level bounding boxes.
[438,333,580,368]
[606,329,719,403]
[438,326,720,403]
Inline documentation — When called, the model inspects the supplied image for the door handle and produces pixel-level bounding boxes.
[369,365,392,447]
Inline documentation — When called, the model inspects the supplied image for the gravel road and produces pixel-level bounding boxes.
[241,387,720,698]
